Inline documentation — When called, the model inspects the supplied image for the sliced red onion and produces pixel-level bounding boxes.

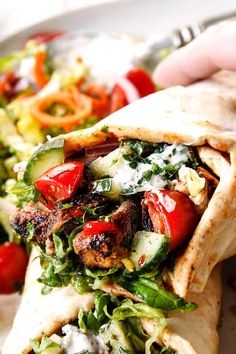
[116,76,140,103]
[85,142,119,157]
[14,77,30,93]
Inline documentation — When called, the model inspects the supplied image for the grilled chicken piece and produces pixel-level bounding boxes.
[10,193,107,251]
[197,167,219,188]
[73,200,138,268]
[10,203,78,246]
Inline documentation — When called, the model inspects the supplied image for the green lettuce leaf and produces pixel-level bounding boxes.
[160,347,176,354]
[78,291,112,333]
[117,277,197,312]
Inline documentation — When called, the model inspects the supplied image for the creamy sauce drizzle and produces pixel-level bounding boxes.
[112,144,191,192]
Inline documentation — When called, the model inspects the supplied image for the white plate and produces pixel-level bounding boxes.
[1,0,236,353]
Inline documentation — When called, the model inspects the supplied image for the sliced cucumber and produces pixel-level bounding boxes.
[89,146,131,178]
[102,320,134,353]
[90,146,131,200]
[129,231,170,274]
[89,148,121,178]
[40,348,61,354]
[92,177,121,200]
[23,138,65,184]
[92,178,113,193]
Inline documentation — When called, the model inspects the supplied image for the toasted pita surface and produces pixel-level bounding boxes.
[63,85,236,155]
[190,70,236,98]
[142,265,221,354]
[0,293,21,351]
[60,83,236,296]
[3,250,221,354]
[2,248,95,354]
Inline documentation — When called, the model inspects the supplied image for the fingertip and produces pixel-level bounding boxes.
[152,61,173,88]
[152,50,195,88]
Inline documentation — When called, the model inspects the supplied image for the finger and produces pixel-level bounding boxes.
[153,20,236,88]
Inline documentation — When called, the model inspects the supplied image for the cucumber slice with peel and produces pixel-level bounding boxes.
[129,231,170,274]
[102,320,134,353]
[23,138,65,184]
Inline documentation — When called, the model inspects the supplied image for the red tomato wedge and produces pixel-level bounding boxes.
[0,242,28,294]
[110,83,128,113]
[144,190,198,251]
[126,68,156,97]
[35,162,84,207]
[110,67,156,113]
[82,220,120,236]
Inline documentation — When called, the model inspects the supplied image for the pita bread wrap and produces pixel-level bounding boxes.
[2,74,235,353]
[2,247,221,354]
[0,293,20,350]
[58,83,236,296]
[2,248,95,354]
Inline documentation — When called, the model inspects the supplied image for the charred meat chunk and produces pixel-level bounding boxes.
[10,203,73,246]
[73,200,139,268]
[10,193,107,249]
[60,192,107,210]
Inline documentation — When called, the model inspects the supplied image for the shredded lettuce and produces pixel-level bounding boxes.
[104,299,166,325]
[38,61,88,97]
[85,267,118,279]
[10,180,40,207]
[118,349,133,354]
[72,274,95,294]
[160,347,176,354]
[78,291,112,333]
[0,41,44,72]
[103,299,167,354]
[30,336,60,354]
[126,317,148,352]
[38,249,75,293]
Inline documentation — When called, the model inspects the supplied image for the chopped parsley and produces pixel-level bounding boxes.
[100,125,109,133]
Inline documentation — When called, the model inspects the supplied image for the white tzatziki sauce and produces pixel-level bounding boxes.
[112,144,191,192]
[61,324,104,354]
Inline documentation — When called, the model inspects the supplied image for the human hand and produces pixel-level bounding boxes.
[153,20,236,88]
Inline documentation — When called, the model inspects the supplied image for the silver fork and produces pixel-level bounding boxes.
[133,10,236,70]
[172,10,236,48]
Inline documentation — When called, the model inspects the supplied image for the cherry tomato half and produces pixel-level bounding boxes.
[126,68,156,97]
[144,190,198,251]
[110,83,128,113]
[82,220,120,236]
[0,242,28,294]
[35,162,84,207]
[110,67,155,113]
